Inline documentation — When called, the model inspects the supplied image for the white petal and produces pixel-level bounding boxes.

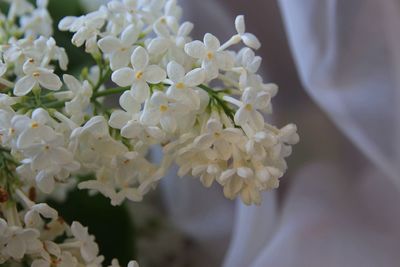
[184,40,206,59]
[58,16,76,31]
[121,122,142,138]
[32,108,50,124]
[242,33,261,50]
[214,139,232,160]
[109,110,130,129]
[150,91,167,106]
[119,91,140,113]
[128,261,140,267]
[207,119,222,132]
[235,15,246,34]
[121,24,140,45]
[167,61,185,83]
[111,67,135,87]
[6,236,26,259]
[63,74,81,92]
[160,115,177,133]
[204,33,220,51]
[32,203,58,218]
[248,56,262,73]
[131,46,149,70]
[143,65,166,84]
[36,172,55,194]
[81,242,98,262]
[237,167,254,178]
[38,72,62,91]
[97,36,120,54]
[194,133,214,148]
[70,221,87,239]
[147,37,169,55]
[177,22,193,37]
[234,107,248,126]
[250,110,265,130]
[216,51,235,70]
[140,109,160,126]
[183,68,205,87]
[14,76,37,96]
[219,169,236,185]
[131,81,150,102]
[110,50,131,70]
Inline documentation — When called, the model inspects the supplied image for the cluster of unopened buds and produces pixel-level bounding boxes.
[0,0,299,266]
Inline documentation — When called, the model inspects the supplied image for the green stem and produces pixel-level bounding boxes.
[198,84,236,121]
[92,86,129,99]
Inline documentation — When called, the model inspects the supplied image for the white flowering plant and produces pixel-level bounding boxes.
[0,0,299,266]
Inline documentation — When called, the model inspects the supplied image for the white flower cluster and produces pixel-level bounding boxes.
[0,0,298,265]
[0,189,138,267]
[58,0,298,205]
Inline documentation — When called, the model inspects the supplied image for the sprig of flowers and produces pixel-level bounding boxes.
[0,0,299,266]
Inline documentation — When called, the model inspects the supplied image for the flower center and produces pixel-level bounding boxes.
[214,132,221,138]
[176,82,185,89]
[245,104,253,111]
[30,122,39,128]
[135,71,143,80]
[32,71,40,77]
[159,105,168,112]
[207,52,214,60]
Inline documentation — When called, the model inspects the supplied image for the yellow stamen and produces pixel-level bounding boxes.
[31,122,39,128]
[176,82,185,89]
[159,105,168,112]
[245,104,253,111]
[207,52,214,60]
[32,71,40,77]
[135,71,143,80]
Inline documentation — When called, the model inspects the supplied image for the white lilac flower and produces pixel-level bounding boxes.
[234,15,261,50]
[20,0,53,37]
[147,18,193,63]
[0,110,16,147]
[60,74,93,125]
[0,219,42,261]
[224,87,271,130]
[98,24,142,70]
[184,33,234,80]
[11,108,56,149]
[140,91,185,133]
[109,259,140,267]
[31,241,78,267]
[236,48,262,89]
[70,221,99,263]
[38,37,69,71]
[111,46,166,102]
[109,91,165,142]
[194,118,243,161]
[24,203,58,228]
[70,116,127,170]
[165,61,205,109]
[14,59,62,96]
[58,7,107,52]
[6,0,34,20]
